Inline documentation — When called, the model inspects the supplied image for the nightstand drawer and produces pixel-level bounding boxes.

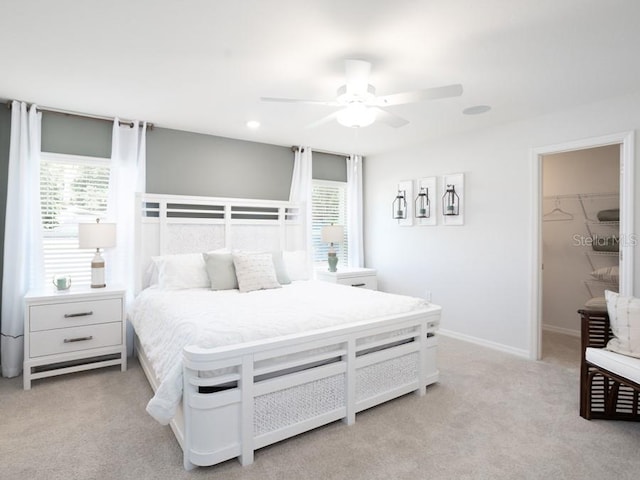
[29,298,122,332]
[336,276,377,290]
[30,322,122,357]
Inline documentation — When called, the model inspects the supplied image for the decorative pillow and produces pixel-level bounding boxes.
[152,253,210,290]
[202,252,238,290]
[590,266,619,284]
[605,290,640,358]
[584,296,607,312]
[271,251,291,285]
[282,250,310,281]
[233,253,281,293]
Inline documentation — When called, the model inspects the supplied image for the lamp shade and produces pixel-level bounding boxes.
[321,225,344,244]
[78,220,116,249]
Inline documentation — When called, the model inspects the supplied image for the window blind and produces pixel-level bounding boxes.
[40,153,111,286]
[312,180,348,266]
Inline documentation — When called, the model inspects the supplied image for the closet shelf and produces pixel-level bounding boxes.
[584,251,619,257]
[585,220,619,226]
[584,279,618,287]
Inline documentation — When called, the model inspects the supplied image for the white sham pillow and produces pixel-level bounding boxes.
[152,253,210,290]
[605,290,640,358]
[233,253,281,293]
[283,250,309,281]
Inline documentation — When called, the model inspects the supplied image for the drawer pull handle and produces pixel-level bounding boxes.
[64,311,94,318]
[351,283,366,287]
[64,336,94,343]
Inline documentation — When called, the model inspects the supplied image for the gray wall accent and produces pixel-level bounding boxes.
[41,112,112,158]
[0,107,10,318]
[0,111,353,328]
[313,151,347,182]
[146,128,294,200]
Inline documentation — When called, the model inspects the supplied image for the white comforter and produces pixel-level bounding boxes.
[130,280,428,424]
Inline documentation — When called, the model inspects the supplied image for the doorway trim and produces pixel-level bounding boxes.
[530,131,634,360]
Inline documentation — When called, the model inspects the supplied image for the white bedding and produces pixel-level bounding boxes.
[130,280,428,424]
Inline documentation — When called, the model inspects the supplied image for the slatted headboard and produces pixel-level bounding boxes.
[134,193,305,293]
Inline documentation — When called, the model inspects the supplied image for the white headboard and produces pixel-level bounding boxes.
[134,193,305,293]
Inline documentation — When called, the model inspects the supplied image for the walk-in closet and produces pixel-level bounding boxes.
[541,145,620,341]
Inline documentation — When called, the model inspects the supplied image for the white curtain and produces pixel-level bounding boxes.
[107,119,146,355]
[289,147,313,262]
[346,154,364,267]
[1,102,44,378]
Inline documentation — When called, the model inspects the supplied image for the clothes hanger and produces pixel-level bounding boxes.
[543,199,574,222]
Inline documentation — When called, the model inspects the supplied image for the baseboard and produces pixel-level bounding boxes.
[439,329,530,359]
[542,324,580,338]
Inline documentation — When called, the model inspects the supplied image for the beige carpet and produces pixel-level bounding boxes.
[1,333,639,480]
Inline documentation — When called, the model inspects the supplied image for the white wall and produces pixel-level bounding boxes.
[364,91,640,357]
[542,146,619,336]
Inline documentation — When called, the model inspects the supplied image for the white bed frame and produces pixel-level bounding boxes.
[134,193,441,470]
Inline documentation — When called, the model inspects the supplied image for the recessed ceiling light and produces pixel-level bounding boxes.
[246,120,260,129]
[463,105,491,115]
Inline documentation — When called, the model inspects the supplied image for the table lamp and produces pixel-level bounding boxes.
[321,224,344,273]
[79,218,116,288]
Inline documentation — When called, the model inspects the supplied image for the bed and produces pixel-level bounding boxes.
[132,193,441,470]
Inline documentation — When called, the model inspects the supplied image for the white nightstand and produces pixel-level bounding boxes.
[316,267,378,290]
[23,285,127,389]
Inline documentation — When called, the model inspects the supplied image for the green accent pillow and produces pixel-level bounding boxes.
[202,252,238,290]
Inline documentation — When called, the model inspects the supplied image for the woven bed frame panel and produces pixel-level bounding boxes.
[356,353,418,402]
[254,374,346,436]
[579,309,640,421]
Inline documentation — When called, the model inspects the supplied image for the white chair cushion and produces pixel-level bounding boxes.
[586,347,640,385]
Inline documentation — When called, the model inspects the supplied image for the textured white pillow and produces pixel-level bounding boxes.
[590,266,619,284]
[283,250,309,281]
[152,253,210,290]
[233,253,281,293]
[605,290,640,358]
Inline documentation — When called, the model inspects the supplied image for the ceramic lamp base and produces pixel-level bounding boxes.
[91,250,106,288]
[327,252,338,272]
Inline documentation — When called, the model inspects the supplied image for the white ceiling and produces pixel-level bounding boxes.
[2,0,640,156]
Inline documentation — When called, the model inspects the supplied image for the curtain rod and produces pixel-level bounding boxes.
[5,100,154,130]
[291,145,354,158]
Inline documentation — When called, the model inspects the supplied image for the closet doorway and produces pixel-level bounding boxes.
[531,132,634,360]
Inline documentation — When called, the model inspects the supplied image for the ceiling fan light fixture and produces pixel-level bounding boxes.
[336,84,376,104]
[336,103,376,128]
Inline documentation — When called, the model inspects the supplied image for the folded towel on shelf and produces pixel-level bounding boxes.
[596,209,619,222]
[584,296,607,312]
[592,235,619,252]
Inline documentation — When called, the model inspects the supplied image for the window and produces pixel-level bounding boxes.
[40,152,111,286]
[312,180,348,266]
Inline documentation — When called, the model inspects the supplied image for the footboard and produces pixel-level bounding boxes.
[179,307,440,469]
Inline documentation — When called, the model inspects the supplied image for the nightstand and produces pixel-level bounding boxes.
[23,285,127,389]
[315,267,378,290]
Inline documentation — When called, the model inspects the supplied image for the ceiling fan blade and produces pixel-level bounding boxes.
[345,59,371,96]
[261,96,339,106]
[305,111,340,129]
[374,83,463,106]
[371,107,410,128]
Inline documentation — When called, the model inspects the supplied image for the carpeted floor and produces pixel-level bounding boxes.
[1,333,639,480]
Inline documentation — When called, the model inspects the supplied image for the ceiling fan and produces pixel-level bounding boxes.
[261,59,463,128]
